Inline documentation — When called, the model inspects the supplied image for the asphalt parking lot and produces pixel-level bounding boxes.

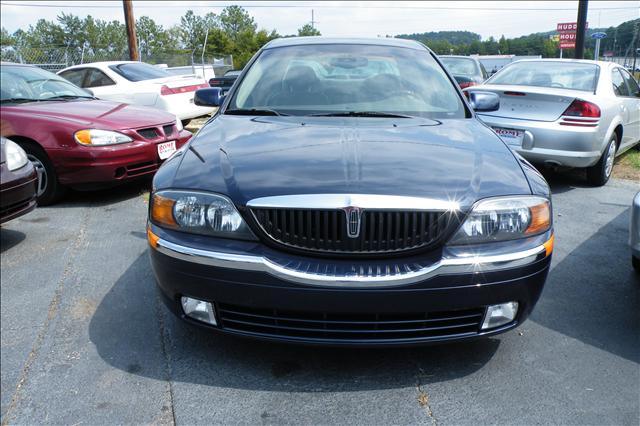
[1,172,638,425]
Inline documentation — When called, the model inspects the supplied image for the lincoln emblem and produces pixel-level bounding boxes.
[343,206,362,238]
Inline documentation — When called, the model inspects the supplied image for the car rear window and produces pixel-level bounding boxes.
[440,57,478,76]
[487,61,599,92]
[109,62,169,82]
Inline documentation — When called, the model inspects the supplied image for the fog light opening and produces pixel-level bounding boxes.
[181,296,217,325]
[481,301,518,330]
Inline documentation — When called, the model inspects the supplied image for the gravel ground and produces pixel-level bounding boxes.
[1,171,638,425]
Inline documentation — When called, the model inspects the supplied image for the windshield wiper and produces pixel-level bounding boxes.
[42,94,95,101]
[0,97,40,104]
[309,111,415,118]
[225,108,289,116]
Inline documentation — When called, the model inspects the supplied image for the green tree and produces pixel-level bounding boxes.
[220,5,256,41]
[297,24,321,37]
[498,35,508,54]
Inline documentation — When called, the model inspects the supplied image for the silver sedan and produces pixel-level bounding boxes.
[466,59,640,186]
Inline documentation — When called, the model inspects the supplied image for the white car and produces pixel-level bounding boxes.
[58,61,215,124]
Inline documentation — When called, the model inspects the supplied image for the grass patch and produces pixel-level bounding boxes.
[613,147,640,181]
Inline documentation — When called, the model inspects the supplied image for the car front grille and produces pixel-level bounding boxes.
[137,128,159,139]
[217,303,485,343]
[250,208,451,255]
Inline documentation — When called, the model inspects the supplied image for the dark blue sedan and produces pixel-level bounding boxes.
[146,37,554,346]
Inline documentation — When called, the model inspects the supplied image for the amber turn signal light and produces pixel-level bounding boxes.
[151,194,177,227]
[525,201,551,235]
[543,233,554,257]
[147,226,160,248]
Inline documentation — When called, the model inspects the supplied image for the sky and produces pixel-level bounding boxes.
[1,1,638,39]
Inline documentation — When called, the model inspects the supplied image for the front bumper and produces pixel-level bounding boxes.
[51,130,192,186]
[0,163,38,224]
[149,224,553,346]
[478,115,606,168]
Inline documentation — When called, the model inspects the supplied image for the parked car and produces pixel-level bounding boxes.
[0,136,37,223]
[466,59,640,186]
[208,70,241,95]
[147,37,554,346]
[631,191,640,273]
[440,55,488,89]
[1,62,192,205]
[58,61,215,125]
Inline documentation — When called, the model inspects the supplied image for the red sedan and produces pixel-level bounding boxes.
[0,63,192,205]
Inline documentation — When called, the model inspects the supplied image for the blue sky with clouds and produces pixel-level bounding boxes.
[1,1,638,39]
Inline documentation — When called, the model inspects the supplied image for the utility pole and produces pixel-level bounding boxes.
[123,0,139,61]
[311,9,317,29]
[575,0,588,59]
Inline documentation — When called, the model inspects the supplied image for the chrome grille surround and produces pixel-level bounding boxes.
[247,194,460,255]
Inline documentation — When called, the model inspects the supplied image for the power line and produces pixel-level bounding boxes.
[1,1,638,10]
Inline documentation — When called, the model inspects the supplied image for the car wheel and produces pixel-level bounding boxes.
[181,119,191,127]
[22,143,66,206]
[634,256,640,274]
[586,134,617,186]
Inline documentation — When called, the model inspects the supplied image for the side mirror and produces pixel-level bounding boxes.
[467,91,500,112]
[194,87,225,107]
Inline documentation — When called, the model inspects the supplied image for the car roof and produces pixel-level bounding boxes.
[508,58,618,68]
[263,37,426,51]
[60,61,139,71]
[440,55,478,60]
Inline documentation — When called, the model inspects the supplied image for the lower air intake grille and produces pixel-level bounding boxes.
[217,303,484,343]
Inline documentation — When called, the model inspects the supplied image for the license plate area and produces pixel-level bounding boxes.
[157,140,176,160]
[492,127,524,146]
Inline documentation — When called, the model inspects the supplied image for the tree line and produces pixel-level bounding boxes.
[397,18,639,59]
[0,5,321,68]
[0,5,637,69]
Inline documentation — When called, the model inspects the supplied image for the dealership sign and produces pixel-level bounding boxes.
[556,21,588,49]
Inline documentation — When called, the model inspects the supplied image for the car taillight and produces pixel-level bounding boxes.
[562,99,601,118]
[458,81,477,89]
[209,79,221,86]
[160,85,174,96]
[161,83,208,95]
[559,99,600,127]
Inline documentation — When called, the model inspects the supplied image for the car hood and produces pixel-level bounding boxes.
[172,115,532,209]
[3,99,175,129]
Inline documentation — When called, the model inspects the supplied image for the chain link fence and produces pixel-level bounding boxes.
[1,45,234,75]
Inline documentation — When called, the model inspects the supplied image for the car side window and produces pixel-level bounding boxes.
[612,69,630,97]
[619,68,640,98]
[85,69,115,88]
[59,69,87,87]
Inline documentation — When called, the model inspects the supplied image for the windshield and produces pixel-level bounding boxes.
[440,57,478,76]
[228,44,465,118]
[109,62,169,82]
[0,65,92,103]
[487,61,599,92]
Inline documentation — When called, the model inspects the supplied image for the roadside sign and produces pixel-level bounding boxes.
[560,42,575,49]
[560,33,576,41]
[557,22,588,32]
[591,32,607,39]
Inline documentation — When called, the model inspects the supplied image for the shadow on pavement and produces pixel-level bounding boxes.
[89,253,500,392]
[531,209,640,363]
[54,177,152,208]
[540,167,592,195]
[0,228,26,253]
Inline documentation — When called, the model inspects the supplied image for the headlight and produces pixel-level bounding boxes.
[150,190,256,240]
[449,196,551,245]
[4,139,29,171]
[175,117,183,132]
[74,129,132,146]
